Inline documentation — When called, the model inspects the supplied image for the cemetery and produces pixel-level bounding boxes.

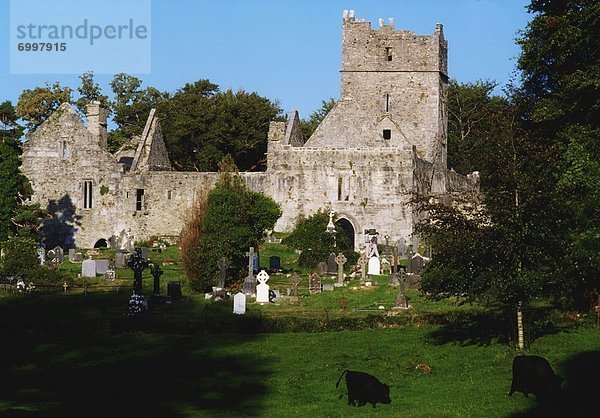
[0,236,598,417]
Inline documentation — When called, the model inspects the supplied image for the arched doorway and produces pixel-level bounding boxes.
[335,217,355,251]
[94,238,108,248]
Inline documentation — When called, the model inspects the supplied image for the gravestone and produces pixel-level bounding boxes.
[243,247,257,295]
[357,255,367,283]
[233,292,246,314]
[335,253,347,285]
[322,283,334,291]
[327,253,337,274]
[409,253,425,274]
[393,268,409,309]
[151,263,163,296]
[128,248,148,295]
[105,266,116,281]
[397,237,408,258]
[381,258,391,275]
[95,259,110,275]
[217,257,230,289]
[47,246,64,265]
[115,251,128,268]
[81,256,96,277]
[290,273,301,303]
[256,270,270,303]
[309,273,322,294]
[69,248,83,263]
[316,262,327,275]
[140,247,150,261]
[269,289,281,302]
[212,287,227,301]
[167,281,182,300]
[367,256,381,275]
[269,256,281,271]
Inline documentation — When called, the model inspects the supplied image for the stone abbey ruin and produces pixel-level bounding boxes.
[21,10,479,251]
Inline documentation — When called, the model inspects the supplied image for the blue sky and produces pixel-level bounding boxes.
[1,0,532,118]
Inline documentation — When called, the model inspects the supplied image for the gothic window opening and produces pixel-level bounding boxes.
[136,189,145,211]
[383,129,392,140]
[83,180,93,209]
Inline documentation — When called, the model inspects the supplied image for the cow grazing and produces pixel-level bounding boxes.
[509,355,563,400]
[336,370,391,408]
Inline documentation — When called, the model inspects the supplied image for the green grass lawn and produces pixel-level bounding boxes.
[1,244,598,416]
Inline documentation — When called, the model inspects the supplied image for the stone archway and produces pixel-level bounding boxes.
[335,217,355,251]
[93,238,108,248]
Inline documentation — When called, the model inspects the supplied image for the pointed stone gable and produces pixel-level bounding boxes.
[130,109,172,172]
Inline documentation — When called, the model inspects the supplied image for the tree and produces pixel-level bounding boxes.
[180,155,281,291]
[0,101,24,139]
[108,73,169,152]
[16,82,72,131]
[518,0,600,305]
[282,209,357,268]
[0,136,32,241]
[301,98,336,139]
[446,80,510,176]
[75,71,109,115]
[160,81,281,171]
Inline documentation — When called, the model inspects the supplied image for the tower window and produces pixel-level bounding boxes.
[383,129,392,140]
[167,190,173,200]
[385,47,392,61]
[136,189,145,211]
[83,180,93,209]
[62,141,69,158]
[385,94,390,112]
[337,177,343,201]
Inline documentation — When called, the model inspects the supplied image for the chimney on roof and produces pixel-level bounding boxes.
[86,101,109,149]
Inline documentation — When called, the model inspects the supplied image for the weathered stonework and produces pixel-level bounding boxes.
[21,11,478,250]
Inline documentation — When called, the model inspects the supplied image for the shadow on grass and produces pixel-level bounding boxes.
[0,295,273,417]
[423,306,571,346]
[509,350,600,418]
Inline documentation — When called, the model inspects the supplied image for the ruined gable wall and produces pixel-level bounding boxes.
[21,105,124,248]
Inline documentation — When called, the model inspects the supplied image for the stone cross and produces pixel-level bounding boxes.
[217,256,230,289]
[357,254,367,283]
[395,267,408,309]
[290,273,301,303]
[256,270,270,303]
[128,248,148,295]
[335,253,347,285]
[243,247,257,295]
[389,247,400,285]
[151,262,163,296]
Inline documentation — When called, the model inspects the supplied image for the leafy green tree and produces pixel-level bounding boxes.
[0,136,32,241]
[75,71,109,115]
[447,80,511,176]
[282,209,357,268]
[108,73,169,152]
[160,81,281,171]
[180,155,281,291]
[0,101,24,139]
[518,0,600,305]
[16,82,72,131]
[301,98,335,139]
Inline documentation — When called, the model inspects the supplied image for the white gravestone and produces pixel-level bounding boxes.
[233,292,246,314]
[256,270,270,303]
[367,256,381,275]
[81,257,96,277]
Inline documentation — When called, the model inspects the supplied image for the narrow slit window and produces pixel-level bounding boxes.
[337,177,343,201]
[167,190,172,200]
[383,129,392,140]
[385,94,390,112]
[385,47,392,61]
[62,141,68,158]
[136,189,145,211]
[83,180,93,209]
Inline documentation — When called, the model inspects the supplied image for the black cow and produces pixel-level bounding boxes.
[336,370,391,408]
[509,355,563,400]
